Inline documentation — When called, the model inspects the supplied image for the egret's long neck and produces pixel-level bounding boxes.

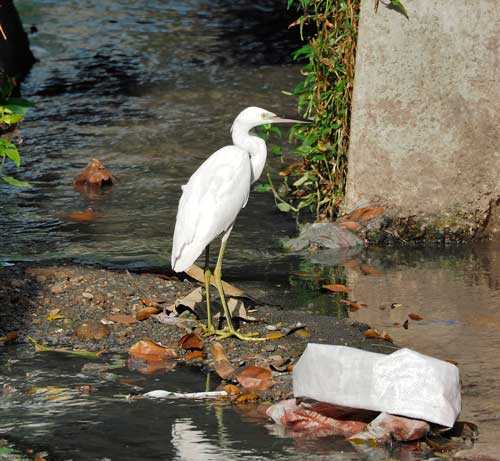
[231,123,267,183]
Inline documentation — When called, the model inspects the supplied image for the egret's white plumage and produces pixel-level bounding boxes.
[170,106,304,340]
[171,145,251,272]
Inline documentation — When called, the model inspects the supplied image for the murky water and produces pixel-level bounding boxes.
[1,0,499,459]
[346,243,500,454]
[3,0,300,271]
[4,350,359,461]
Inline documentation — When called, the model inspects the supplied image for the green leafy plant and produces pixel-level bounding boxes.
[271,0,361,220]
[256,0,407,221]
[0,75,33,188]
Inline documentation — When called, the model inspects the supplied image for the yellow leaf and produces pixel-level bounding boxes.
[265,331,285,340]
[47,308,65,321]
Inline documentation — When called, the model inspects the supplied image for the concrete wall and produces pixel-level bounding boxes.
[345,0,499,240]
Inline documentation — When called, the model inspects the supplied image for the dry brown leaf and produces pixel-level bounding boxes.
[141,298,162,308]
[136,306,160,321]
[128,339,177,362]
[363,328,392,342]
[178,333,204,351]
[323,283,351,293]
[184,350,204,361]
[210,342,236,379]
[227,298,256,322]
[408,313,423,321]
[74,158,115,189]
[107,314,137,325]
[340,300,363,311]
[340,206,384,224]
[360,264,383,276]
[175,287,203,311]
[265,331,285,340]
[237,366,273,391]
[223,384,241,395]
[339,221,360,232]
[185,264,245,297]
[358,207,384,223]
[234,391,259,404]
[0,331,18,345]
[66,208,97,223]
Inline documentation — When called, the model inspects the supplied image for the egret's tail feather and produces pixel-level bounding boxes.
[171,241,205,273]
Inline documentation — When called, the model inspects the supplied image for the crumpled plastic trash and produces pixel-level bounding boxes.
[266,399,367,438]
[349,412,430,444]
[293,344,461,427]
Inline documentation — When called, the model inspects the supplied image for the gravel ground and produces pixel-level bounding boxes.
[0,263,394,402]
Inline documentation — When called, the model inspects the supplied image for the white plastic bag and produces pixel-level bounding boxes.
[293,344,461,427]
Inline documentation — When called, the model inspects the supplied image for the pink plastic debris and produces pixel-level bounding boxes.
[266,399,367,438]
[349,412,430,445]
[372,413,430,441]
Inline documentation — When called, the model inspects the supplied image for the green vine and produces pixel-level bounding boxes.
[0,75,32,188]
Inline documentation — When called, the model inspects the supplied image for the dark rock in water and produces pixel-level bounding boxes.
[0,1,36,81]
[282,223,364,252]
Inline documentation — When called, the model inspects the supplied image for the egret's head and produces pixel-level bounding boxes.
[232,106,306,133]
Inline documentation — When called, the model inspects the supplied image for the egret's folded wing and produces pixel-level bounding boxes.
[171,146,251,272]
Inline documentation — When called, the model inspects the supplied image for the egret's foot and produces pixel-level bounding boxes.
[212,327,267,342]
[199,322,217,337]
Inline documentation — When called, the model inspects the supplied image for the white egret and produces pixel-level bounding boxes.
[171,106,304,341]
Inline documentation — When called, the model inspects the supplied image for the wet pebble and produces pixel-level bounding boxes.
[74,320,110,341]
[82,292,94,300]
[50,284,65,295]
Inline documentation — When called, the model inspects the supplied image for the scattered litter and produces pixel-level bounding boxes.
[144,390,227,400]
[293,344,461,427]
[349,413,430,445]
[266,399,367,438]
[210,342,236,379]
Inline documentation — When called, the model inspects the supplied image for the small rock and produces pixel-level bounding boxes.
[282,222,364,252]
[74,321,110,341]
[82,292,94,300]
[10,279,23,288]
[264,343,277,353]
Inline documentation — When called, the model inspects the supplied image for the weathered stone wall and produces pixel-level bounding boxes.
[345,0,499,241]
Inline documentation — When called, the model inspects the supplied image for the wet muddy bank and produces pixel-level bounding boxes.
[0,262,393,403]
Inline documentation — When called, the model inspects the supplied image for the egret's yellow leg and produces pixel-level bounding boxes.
[203,246,215,334]
[212,229,266,342]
